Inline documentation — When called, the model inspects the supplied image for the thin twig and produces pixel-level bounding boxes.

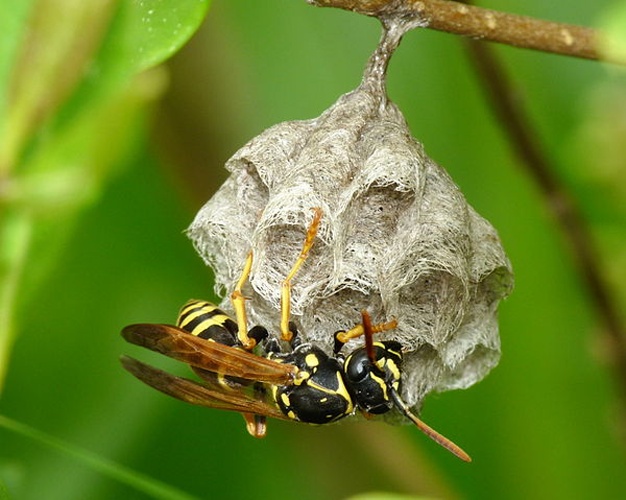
[460,20,626,411]
[308,0,623,64]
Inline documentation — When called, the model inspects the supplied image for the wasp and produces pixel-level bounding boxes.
[121,208,471,462]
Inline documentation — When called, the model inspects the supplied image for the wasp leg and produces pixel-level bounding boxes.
[242,383,270,438]
[280,207,323,342]
[334,316,398,354]
[231,251,256,350]
[242,413,267,438]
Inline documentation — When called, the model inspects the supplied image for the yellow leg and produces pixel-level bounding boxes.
[230,251,256,350]
[230,254,270,435]
[242,412,267,439]
[335,317,398,345]
[280,207,323,342]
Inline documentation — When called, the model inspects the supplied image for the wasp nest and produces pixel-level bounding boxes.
[188,21,513,410]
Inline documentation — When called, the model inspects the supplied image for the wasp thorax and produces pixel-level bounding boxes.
[270,344,354,424]
[187,22,513,414]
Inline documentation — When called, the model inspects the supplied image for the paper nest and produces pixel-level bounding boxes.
[188,85,513,409]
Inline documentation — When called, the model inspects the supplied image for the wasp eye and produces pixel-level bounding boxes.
[345,351,371,383]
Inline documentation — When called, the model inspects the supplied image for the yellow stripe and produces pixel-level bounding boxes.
[177,300,224,329]
[179,299,213,316]
[370,371,388,400]
[387,360,401,381]
[178,306,220,329]
[188,315,232,337]
[306,373,354,414]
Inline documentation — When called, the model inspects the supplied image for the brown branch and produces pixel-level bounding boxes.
[461,16,626,414]
[308,0,623,64]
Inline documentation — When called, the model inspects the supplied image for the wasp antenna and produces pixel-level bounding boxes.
[360,310,377,365]
[390,389,472,462]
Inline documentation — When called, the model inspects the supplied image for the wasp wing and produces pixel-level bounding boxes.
[121,323,296,385]
[120,355,289,421]
[189,367,271,438]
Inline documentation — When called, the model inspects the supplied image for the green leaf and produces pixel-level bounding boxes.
[0,0,118,175]
[0,0,211,172]
[597,0,626,64]
[121,0,212,72]
[73,0,211,110]
[0,0,210,392]
[0,0,34,129]
[0,211,32,392]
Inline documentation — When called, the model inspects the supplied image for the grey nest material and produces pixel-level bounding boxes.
[188,21,513,410]
[188,85,513,409]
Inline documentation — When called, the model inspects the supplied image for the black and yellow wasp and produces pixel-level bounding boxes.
[121,208,471,462]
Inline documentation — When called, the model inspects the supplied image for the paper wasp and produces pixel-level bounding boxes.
[121,208,471,461]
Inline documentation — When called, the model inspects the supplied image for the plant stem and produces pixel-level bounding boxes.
[461,29,626,415]
[307,0,623,64]
[0,414,198,500]
[0,211,32,394]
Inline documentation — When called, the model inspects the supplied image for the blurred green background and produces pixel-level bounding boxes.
[2,0,626,499]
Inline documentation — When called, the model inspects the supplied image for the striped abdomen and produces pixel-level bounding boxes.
[177,299,239,346]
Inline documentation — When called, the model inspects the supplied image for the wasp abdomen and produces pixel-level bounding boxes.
[177,299,238,345]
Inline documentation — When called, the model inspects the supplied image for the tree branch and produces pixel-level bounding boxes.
[308,0,623,64]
